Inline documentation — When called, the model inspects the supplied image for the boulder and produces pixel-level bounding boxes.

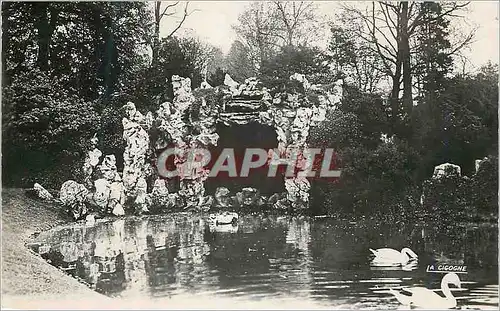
[82,143,102,188]
[150,178,170,206]
[109,175,126,216]
[432,163,461,180]
[241,187,259,206]
[285,178,310,204]
[224,74,239,90]
[475,157,488,173]
[199,195,214,211]
[59,180,89,220]
[33,183,54,200]
[134,177,150,213]
[274,198,290,210]
[214,187,231,207]
[179,180,206,208]
[172,75,195,112]
[93,178,111,212]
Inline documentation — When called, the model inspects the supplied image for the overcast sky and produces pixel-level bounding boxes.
[159,1,499,71]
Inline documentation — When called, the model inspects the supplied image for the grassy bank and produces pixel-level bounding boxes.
[1,188,110,309]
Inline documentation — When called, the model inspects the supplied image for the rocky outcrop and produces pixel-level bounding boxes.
[33,183,54,200]
[122,102,150,209]
[432,163,461,179]
[59,180,89,220]
[109,176,126,216]
[149,178,170,207]
[214,187,231,208]
[59,73,342,219]
[134,177,150,213]
[284,178,310,209]
[170,76,218,207]
[240,188,259,206]
[82,134,102,188]
[475,157,488,173]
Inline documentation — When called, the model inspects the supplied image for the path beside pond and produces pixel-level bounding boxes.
[1,188,111,309]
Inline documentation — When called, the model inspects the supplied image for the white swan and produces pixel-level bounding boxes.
[370,247,418,266]
[389,272,461,309]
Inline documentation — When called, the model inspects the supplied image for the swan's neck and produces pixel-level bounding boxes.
[400,251,410,263]
[441,281,456,302]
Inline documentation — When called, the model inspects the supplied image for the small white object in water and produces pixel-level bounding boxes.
[389,272,461,309]
[209,211,238,225]
[370,247,418,266]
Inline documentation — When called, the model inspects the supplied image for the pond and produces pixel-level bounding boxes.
[27,214,498,309]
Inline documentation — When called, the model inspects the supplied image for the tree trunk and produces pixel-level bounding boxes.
[152,2,161,67]
[390,51,402,127]
[35,2,50,71]
[401,1,413,116]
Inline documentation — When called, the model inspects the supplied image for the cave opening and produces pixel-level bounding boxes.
[205,122,285,196]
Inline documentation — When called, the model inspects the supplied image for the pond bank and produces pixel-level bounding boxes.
[1,188,335,310]
[1,188,110,309]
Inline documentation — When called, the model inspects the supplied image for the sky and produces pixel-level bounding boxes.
[159,1,499,71]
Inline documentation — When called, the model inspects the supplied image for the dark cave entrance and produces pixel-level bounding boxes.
[205,122,285,196]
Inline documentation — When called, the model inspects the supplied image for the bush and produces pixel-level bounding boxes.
[309,137,420,217]
[2,69,98,188]
[471,156,498,217]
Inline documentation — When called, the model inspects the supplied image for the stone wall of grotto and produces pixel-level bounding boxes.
[56,73,343,219]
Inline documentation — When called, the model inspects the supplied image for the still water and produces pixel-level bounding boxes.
[28,214,498,309]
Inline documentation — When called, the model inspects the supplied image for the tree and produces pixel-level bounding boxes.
[1,2,151,187]
[232,1,321,71]
[232,2,280,71]
[260,45,330,90]
[340,2,474,135]
[226,40,257,82]
[273,1,320,46]
[326,24,386,93]
[208,67,226,87]
[2,68,99,187]
[2,2,152,100]
[412,63,498,178]
[151,1,194,66]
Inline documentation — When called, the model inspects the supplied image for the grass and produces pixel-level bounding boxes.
[1,188,108,308]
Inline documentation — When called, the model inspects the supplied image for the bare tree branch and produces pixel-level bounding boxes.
[166,2,195,38]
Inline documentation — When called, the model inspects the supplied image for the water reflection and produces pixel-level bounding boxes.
[28,215,498,309]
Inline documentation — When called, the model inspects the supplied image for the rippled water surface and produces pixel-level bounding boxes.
[28,214,498,309]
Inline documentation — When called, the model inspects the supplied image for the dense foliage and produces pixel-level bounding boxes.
[1,2,212,188]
